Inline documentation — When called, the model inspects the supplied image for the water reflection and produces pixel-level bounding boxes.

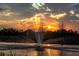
[0,44,79,56]
[45,48,62,56]
[0,45,63,56]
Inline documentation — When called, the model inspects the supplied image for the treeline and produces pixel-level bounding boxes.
[0,28,79,44]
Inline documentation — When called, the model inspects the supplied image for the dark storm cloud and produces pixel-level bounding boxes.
[73,4,79,9]
[0,3,79,21]
[0,8,6,11]
[73,4,79,13]
[64,15,79,20]
[45,3,74,13]
[0,3,36,20]
[5,3,35,17]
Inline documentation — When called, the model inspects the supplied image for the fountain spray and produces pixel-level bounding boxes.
[32,3,51,45]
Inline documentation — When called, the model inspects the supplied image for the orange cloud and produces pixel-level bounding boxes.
[0,13,67,32]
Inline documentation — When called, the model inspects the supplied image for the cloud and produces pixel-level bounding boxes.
[69,10,75,15]
[0,3,79,21]
[0,3,35,20]
[0,9,21,20]
[75,14,79,17]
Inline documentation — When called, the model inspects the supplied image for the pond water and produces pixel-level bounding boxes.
[0,44,78,56]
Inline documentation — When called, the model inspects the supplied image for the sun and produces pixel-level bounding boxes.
[15,13,63,32]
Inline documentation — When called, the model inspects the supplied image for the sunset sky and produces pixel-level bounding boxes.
[0,3,79,32]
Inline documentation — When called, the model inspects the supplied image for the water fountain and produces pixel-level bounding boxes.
[31,3,51,55]
[31,3,65,55]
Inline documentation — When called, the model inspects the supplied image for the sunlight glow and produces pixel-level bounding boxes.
[0,13,66,32]
[50,13,67,19]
